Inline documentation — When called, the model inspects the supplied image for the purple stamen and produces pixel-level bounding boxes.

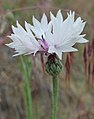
[38,35,49,53]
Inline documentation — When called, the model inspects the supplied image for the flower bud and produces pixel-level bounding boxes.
[45,54,63,76]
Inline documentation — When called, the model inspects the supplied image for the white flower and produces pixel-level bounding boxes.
[28,13,52,39]
[6,21,41,56]
[45,10,88,59]
[6,10,88,59]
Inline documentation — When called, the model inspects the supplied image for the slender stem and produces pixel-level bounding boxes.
[20,56,33,119]
[52,76,58,119]
[35,103,39,119]
[25,75,33,119]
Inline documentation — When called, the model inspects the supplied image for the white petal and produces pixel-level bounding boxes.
[47,21,52,32]
[45,32,54,45]
[50,12,55,21]
[25,21,32,34]
[33,16,41,28]
[77,38,89,43]
[12,21,27,36]
[48,46,62,59]
[67,11,75,22]
[56,50,62,59]
[6,43,14,48]
[59,46,78,52]
[13,52,24,57]
[41,13,48,25]
[31,14,51,38]
[16,21,26,33]
[41,13,49,32]
[29,24,44,38]
[6,23,41,56]
[25,21,40,46]
[56,10,63,22]
[74,18,86,34]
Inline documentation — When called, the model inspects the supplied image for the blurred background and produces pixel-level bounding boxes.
[0,0,94,119]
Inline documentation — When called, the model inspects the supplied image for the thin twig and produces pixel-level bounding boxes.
[0,5,94,31]
[0,5,86,20]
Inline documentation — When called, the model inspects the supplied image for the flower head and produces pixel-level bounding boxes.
[46,10,88,59]
[6,10,88,59]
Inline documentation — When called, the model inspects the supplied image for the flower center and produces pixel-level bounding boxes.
[38,35,49,53]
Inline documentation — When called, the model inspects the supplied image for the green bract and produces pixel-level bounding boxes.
[46,54,63,76]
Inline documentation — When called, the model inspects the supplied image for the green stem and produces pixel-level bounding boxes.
[35,103,39,119]
[20,57,33,119]
[52,75,58,119]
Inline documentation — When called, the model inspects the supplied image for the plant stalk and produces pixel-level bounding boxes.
[52,75,58,119]
[20,57,33,119]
